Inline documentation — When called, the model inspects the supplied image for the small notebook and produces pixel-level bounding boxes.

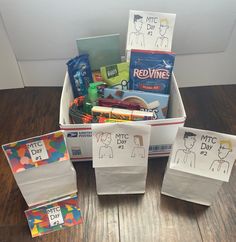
[76,34,121,71]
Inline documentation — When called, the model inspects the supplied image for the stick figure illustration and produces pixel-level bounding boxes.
[155,18,169,48]
[131,135,145,158]
[129,14,145,47]
[174,132,196,168]
[209,140,231,174]
[95,132,113,159]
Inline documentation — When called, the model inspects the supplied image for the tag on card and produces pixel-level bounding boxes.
[169,127,236,182]
[47,206,64,227]
[92,123,151,168]
[27,140,49,162]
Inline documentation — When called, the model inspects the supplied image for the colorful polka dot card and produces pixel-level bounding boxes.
[2,131,69,173]
[25,194,82,237]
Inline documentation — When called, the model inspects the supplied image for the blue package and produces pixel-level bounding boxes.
[104,88,169,119]
[67,54,93,98]
[129,50,175,94]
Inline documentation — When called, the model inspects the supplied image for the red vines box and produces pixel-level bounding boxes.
[129,49,175,94]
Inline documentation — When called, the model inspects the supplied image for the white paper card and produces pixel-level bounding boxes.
[27,140,49,162]
[126,10,176,55]
[47,206,64,227]
[169,127,236,182]
[92,123,151,168]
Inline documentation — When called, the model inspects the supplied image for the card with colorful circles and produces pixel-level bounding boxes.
[2,131,69,173]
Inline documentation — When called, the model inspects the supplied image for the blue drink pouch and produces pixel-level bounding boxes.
[67,54,93,98]
[129,50,175,94]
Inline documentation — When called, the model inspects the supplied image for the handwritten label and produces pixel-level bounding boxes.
[115,133,129,149]
[92,123,151,168]
[47,206,64,227]
[27,140,49,162]
[199,135,217,156]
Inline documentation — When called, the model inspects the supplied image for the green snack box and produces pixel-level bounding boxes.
[100,62,129,90]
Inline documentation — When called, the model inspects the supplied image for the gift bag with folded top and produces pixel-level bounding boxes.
[161,127,236,205]
[92,123,151,195]
[2,131,82,237]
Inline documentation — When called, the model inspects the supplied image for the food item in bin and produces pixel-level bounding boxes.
[92,71,104,82]
[98,117,130,123]
[100,62,129,90]
[69,104,93,124]
[129,49,175,94]
[104,88,169,119]
[92,106,154,122]
[132,110,154,121]
[83,82,106,114]
[67,54,93,98]
[111,108,132,120]
[98,98,140,110]
[92,106,112,119]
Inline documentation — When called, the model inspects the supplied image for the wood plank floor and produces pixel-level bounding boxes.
[0,85,235,242]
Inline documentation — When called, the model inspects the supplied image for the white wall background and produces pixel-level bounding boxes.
[0,14,23,89]
[0,0,236,88]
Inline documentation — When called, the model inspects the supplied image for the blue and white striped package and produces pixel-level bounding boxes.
[129,50,175,94]
[67,54,93,98]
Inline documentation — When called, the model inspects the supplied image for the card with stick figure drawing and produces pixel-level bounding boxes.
[169,127,236,182]
[92,123,151,168]
[126,10,176,59]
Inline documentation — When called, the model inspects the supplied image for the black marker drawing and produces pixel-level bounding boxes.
[96,132,113,159]
[209,140,231,174]
[121,80,129,90]
[129,14,145,47]
[155,18,169,48]
[131,135,145,158]
[114,80,129,90]
[174,132,196,168]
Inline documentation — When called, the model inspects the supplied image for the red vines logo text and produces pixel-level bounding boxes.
[133,68,170,79]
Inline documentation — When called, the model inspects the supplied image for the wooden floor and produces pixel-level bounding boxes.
[0,85,236,242]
